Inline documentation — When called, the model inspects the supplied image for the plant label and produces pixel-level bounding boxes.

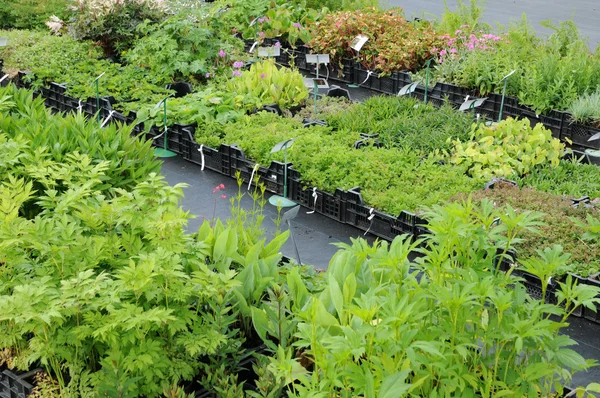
[459,97,487,111]
[350,35,369,52]
[305,54,330,65]
[258,46,280,57]
[0,38,7,47]
[249,17,259,27]
[397,82,418,96]
[303,78,328,89]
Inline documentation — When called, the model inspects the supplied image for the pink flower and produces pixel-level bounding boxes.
[258,31,265,38]
[455,29,462,34]
[274,41,281,47]
[218,49,226,57]
[213,183,225,193]
[467,43,474,50]
[221,194,227,199]
[205,72,211,78]
[232,70,242,77]
[258,16,268,23]
[233,61,244,68]
[260,73,265,79]
[439,49,447,56]
[292,22,302,28]
[449,48,457,53]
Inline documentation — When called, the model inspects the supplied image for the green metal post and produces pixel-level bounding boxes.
[95,79,100,123]
[424,59,432,105]
[498,78,508,123]
[163,98,168,151]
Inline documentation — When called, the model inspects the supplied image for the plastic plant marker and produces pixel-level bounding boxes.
[0,74,8,83]
[397,82,418,97]
[0,38,7,46]
[258,46,280,57]
[588,132,600,142]
[498,69,516,122]
[459,97,487,112]
[154,96,176,158]
[424,58,434,105]
[282,205,302,264]
[268,138,296,208]
[350,35,369,52]
[305,54,330,117]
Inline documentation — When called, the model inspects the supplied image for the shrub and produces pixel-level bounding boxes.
[0,0,69,30]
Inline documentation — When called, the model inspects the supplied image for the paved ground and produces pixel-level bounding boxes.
[383,0,600,49]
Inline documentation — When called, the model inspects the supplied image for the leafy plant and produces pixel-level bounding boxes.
[308,8,442,74]
[124,12,245,82]
[0,0,69,30]
[226,59,308,111]
[450,117,564,179]
[454,181,600,277]
[66,0,168,55]
[568,90,600,126]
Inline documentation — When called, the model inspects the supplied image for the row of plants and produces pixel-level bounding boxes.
[3,86,600,397]
[2,0,599,127]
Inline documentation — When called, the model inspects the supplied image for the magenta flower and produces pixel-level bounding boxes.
[206,72,211,78]
[274,41,281,47]
[232,70,242,77]
[439,49,447,56]
[258,16,269,23]
[258,31,265,38]
[218,49,226,57]
[260,73,265,79]
[449,48,457,53]
[233,61,244,68]
[292,22,302,28]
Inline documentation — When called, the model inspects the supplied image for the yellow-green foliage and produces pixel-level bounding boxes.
[450,118,564,179]
[227,59,308,111]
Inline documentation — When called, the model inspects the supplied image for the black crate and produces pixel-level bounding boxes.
[413,84,444,108]
[517,104,543,129]
[288,170,347,223]
[563,123,600,150]
[354,64,397,95]
[0,369,40,398]
[291,49,310,72]
[512,269,558,304]
[391,210,420,237]
[314,58,354,84]
[183,132,231,176]
[228,145,287,195]
[432,82,474,108]
[344,187,372,232]
[561,273,586,318]
[583,274,600,323]
[539,110,568,140]
[81,97,115,121]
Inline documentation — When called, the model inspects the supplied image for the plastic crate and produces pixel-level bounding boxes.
[81,97,115,121]
[539,110,568,140]
[183,132,231,176]
[354,64,398,95]
[516,104,543,129]
[0,369,40,398]
[563,123,600,150]
[288,170,347,223]
[228,145,287,195]
[432,82,474,108]
[583,274,600,323]
[314,58,354,84]
[344,187,373,232]
[512,270,558,304]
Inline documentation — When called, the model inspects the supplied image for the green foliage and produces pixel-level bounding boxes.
[133,86,246,132]
[327,95,472,153]
[289,200,598,395]
[226,59,309,111]
[435,0,489,35]
[292,96,354,122]
[451,118,564,179]
[124,12,245,81]
[568,89,600,126]
[0,85,160,200]
[515,157,600,199]
[455,182,600,277]
[66,0,168,55]
[197,112,482,214]
[0,0,69,30]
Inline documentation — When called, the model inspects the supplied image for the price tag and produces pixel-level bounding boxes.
[350,35,369,52]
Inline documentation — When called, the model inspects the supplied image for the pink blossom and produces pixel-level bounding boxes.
[232,70,242,77]
[221,194,227,199]
[218,49,226,57]
[449,48,457,53]
[439,49,447,56]
[205,72,211,78]
[260,73,265,79]
[258,31,265,38]
[467,43,474,50]
[292,22,302,28]
[274,41,281,47]
[233,61,244,68]
[455,29,462,34]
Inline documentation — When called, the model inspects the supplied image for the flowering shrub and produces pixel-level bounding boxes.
[309,8,442,74]
[434,28,504,64]
[66,0,168,55]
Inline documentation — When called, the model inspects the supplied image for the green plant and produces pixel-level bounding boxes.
[451,117,564,179]
[514,157,600,199]
[435,0,489,35]
[568,90,600,126]
[66,0,168,55]
[454,181,600,277]
[124,12,245,82]
[0,0,69,30]
[287,200,598,396]
[226,59,308,111]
